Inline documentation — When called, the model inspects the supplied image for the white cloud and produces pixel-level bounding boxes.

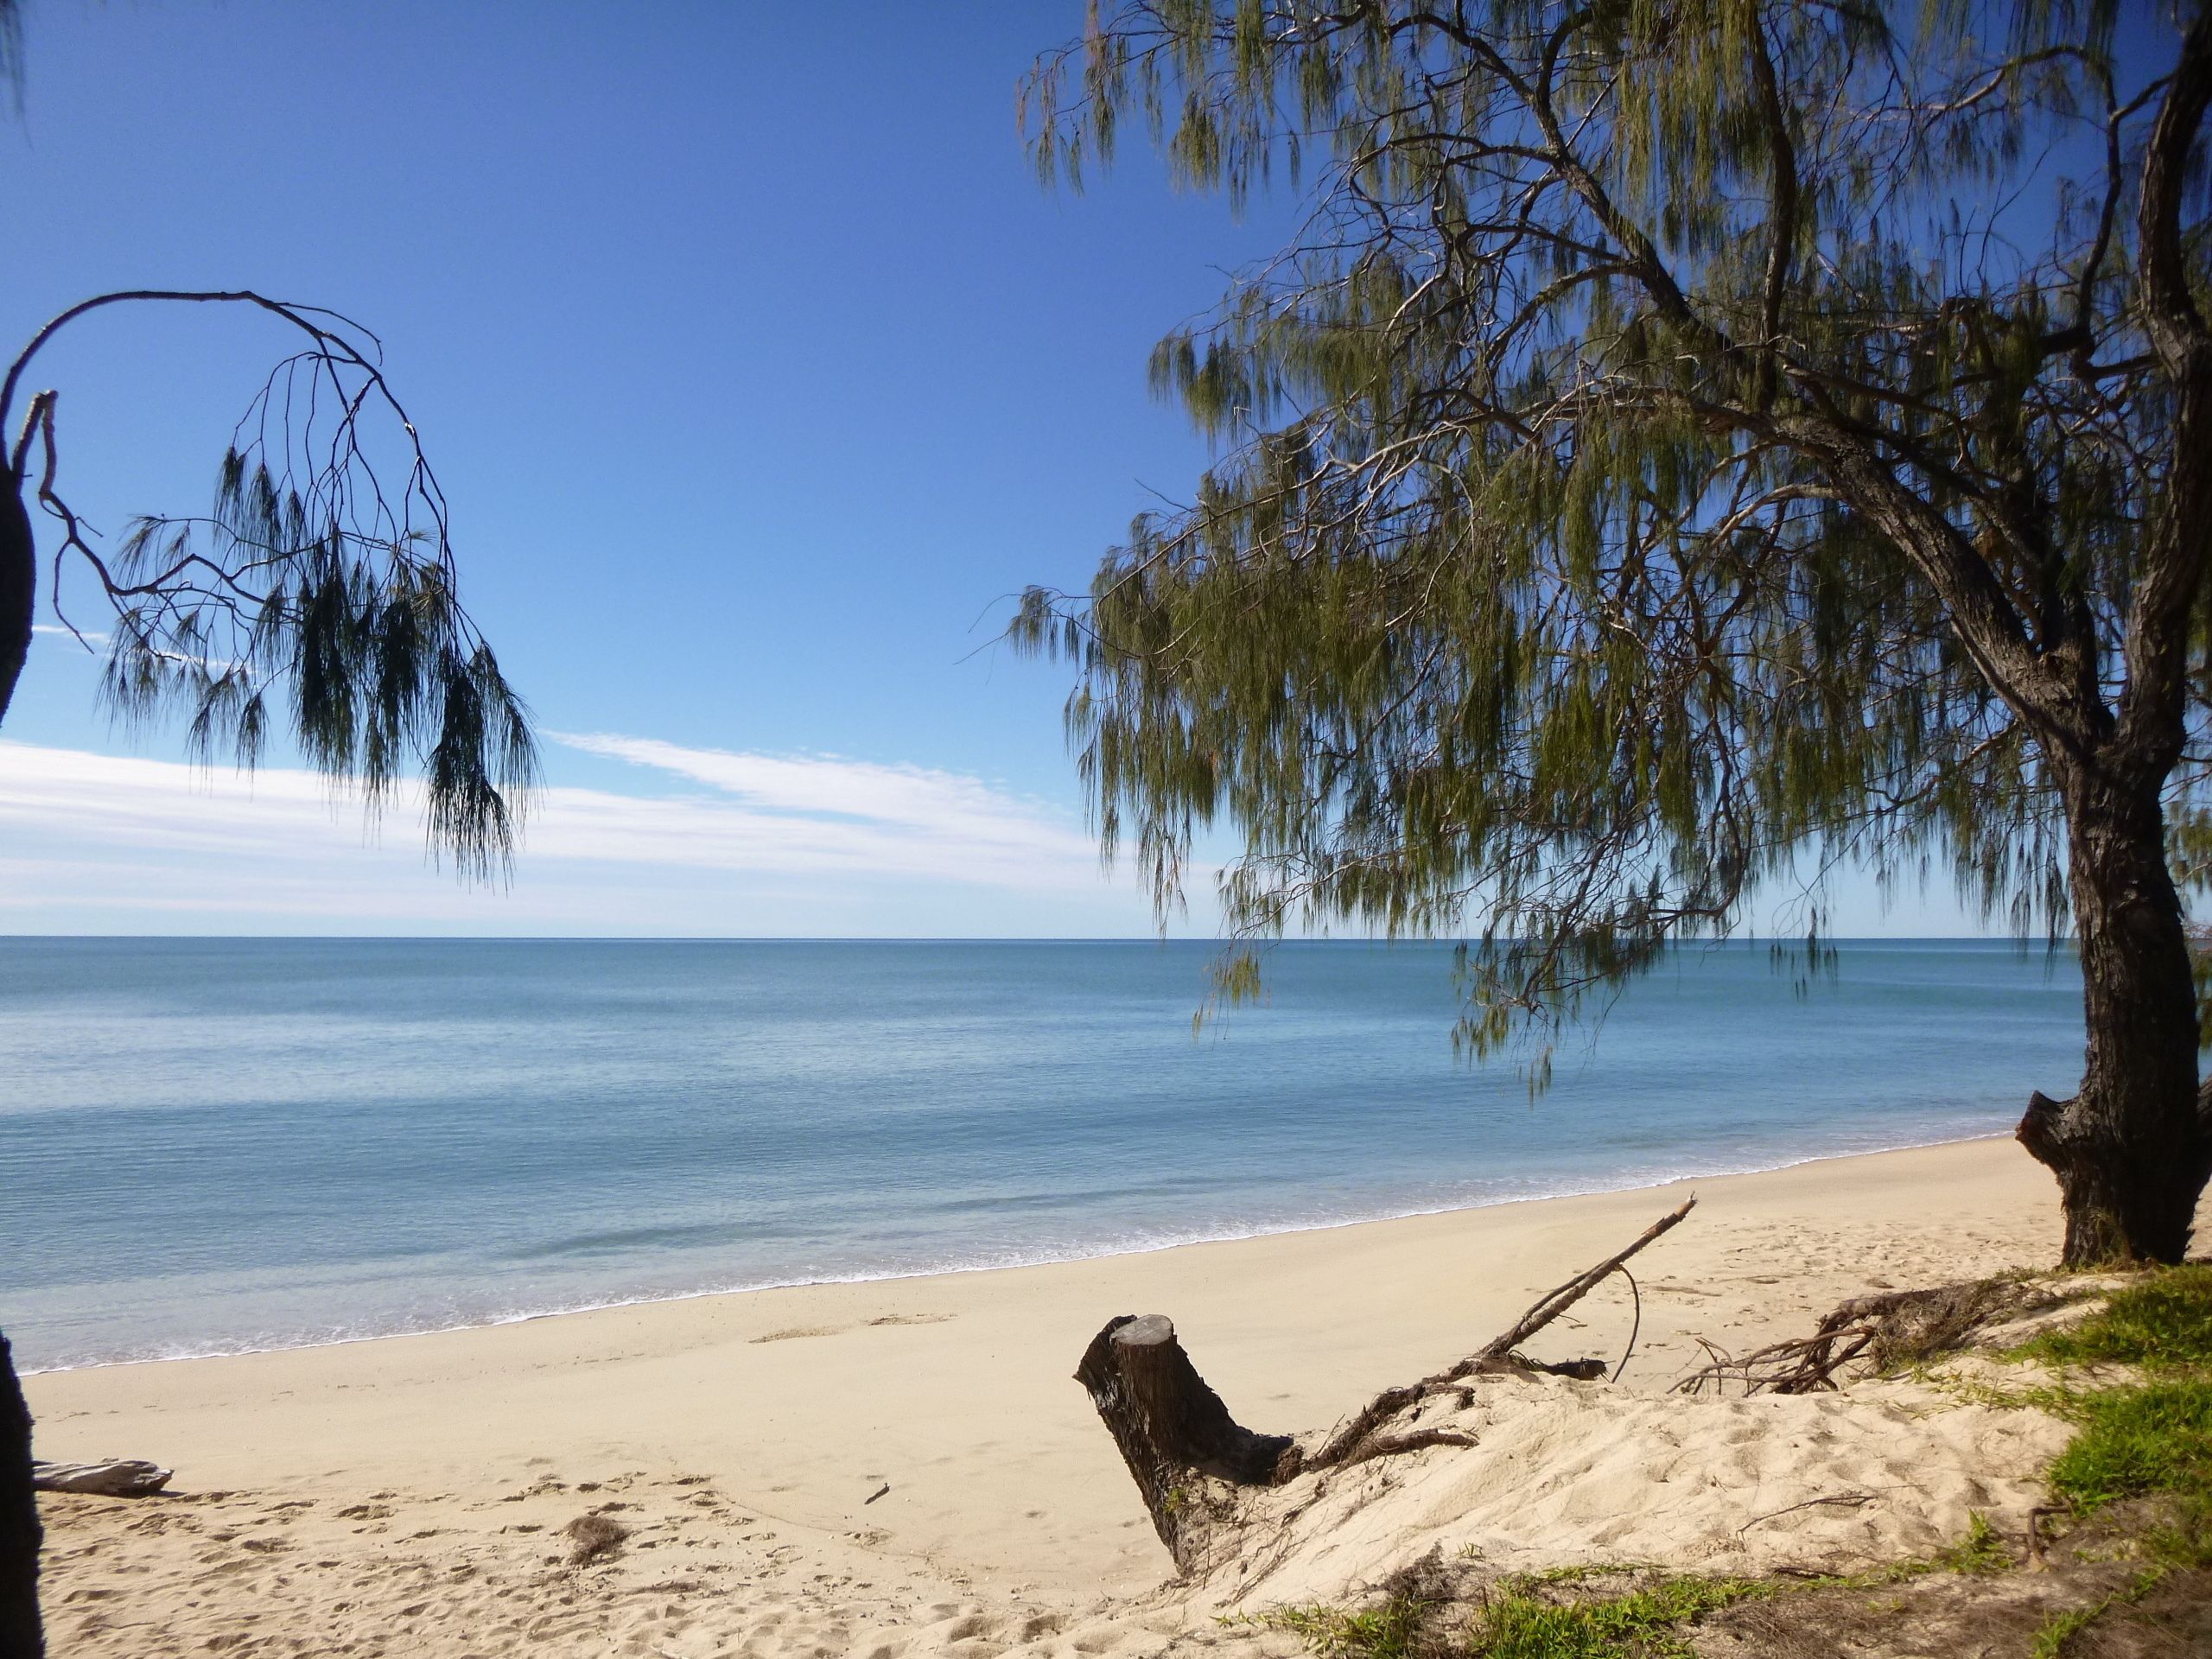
[0,738,1161,936]
[548,731,1101,868]
[29,624,107,648]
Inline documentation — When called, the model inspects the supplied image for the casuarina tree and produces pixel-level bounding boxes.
[0,285,537,1655]
[1013,0,2212,1265]
[1,21,534,1653]
[0,284,539,1653]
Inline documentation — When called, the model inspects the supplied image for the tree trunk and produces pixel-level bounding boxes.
[1073,1315,1296,1573]
[0,1332,44,1659]
[2018,768,2212,1264]
[0,472,34,727]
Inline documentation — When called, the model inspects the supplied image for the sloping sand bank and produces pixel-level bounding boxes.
[29,1137,2096,1656]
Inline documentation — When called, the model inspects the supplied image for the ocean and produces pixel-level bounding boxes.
[1,937,2082,1373]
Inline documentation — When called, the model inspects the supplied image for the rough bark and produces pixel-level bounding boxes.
[0,473,32,727]
[1073,1314,1296,1572]
[2018,769,2212,1265]
[0,1332,44,1659]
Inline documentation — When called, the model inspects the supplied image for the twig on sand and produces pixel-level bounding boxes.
[864,1483,890,1505]
[1736,1491,1878,1535]
[2026,1503,2064,1569]
[1610,1266,1645,1383]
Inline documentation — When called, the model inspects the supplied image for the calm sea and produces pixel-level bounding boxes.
[1,938,2082,1372]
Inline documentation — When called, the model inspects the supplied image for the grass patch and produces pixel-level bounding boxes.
[2029,1565,2169,1658]
[2020,1265,2212,1370]
[1933,1510,2011,1573]
[1247,1596,1431,1658]
[1249,1522,2005,1659]
[2045,1378,2212,1512]
[1250,1570,1799,1658]
[2027,1262,2212,1634]
[1465,1574,1774,1656]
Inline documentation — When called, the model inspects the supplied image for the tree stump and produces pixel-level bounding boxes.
[1074,1315,1296,1573]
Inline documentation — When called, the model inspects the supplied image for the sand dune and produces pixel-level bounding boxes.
[29,1137,2107,1656]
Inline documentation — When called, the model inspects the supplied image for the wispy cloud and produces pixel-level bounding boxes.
[0,737,1143,935]
[549,731,1100,868]
[29,624,107,648]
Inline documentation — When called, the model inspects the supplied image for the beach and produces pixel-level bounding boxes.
[28,1135,2113,1656]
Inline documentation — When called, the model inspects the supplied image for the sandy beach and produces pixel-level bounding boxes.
[28,1136,2107,1655]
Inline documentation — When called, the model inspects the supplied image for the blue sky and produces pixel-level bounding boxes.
[0,1,1990,937]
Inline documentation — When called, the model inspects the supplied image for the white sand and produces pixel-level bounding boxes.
[29,1137,2107,1656]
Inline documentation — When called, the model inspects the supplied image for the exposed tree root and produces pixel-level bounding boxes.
[1673,1276,2068,1396]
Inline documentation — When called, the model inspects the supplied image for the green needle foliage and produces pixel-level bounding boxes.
[1013,0,2212,1261]
[2,291,537,880]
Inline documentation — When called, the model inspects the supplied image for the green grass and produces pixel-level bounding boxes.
[2019,1266,2212,1370]
[1933,1510,2011,1574]
[2031,1267,2212,1560]
[2029,1566,2170,1658]
[1248,1520,2005,1659]
[2044,1379,2212,1516]
[2024,1263,2212,1648]
[1244,1573,1776,1659]
[1463,1575,1775,1657]
[1247,1596,1430,1658]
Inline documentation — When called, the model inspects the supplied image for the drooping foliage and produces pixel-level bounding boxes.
[2,291,537,879]
[0,0,20,109]
[1014,0,2212,1064]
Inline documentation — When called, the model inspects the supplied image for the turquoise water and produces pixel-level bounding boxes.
[1,938,2082,1372]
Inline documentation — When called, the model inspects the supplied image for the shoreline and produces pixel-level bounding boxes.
[17,1127,2017,1377]
[33,1134,2120,1655]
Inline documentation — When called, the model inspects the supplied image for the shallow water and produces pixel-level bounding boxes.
[0,937,2082,1370]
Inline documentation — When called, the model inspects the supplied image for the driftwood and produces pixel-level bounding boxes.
[31,1459,172,1497]
[1074,1199,1694,1571]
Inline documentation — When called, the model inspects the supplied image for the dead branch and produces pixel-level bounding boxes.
[1307,1199,1697,1471]
[1468,1198,1696,1367]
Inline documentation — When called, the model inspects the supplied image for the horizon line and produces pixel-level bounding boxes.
[0,932,2077,946]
